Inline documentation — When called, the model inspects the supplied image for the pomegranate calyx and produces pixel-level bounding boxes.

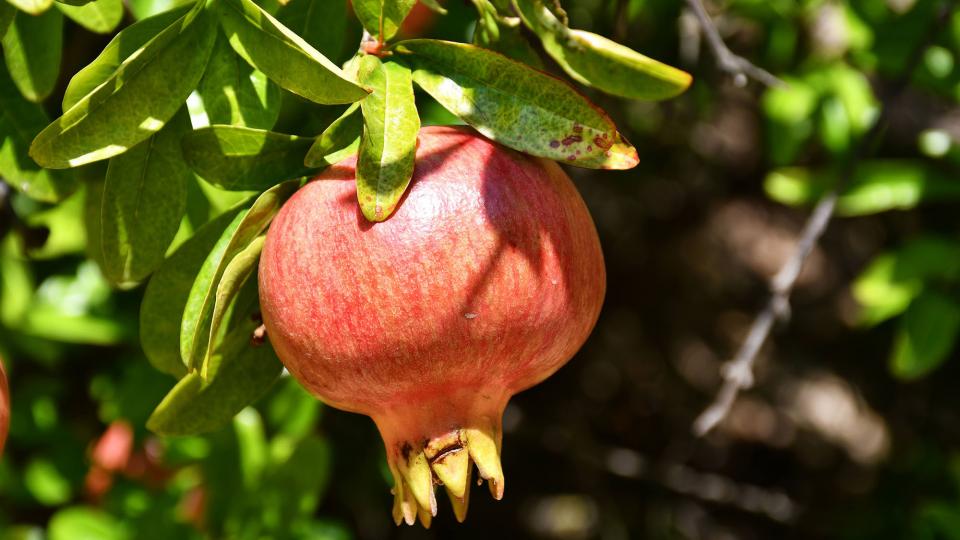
[388,422,504,526]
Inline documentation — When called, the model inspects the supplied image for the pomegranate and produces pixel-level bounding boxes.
[258,126,605,525]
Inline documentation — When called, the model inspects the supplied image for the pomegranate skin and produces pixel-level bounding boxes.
[258,125,605,524]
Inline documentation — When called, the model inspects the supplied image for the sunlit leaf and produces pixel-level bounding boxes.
[217,0,369,105]
[395,39,638,169]
[356,56,419,222]
[203,235,264,368]
[765,161,960,216]
[127,0,191,20]
[304,102,361,168]
[61,4,191,111]
[853,236,960,326]
[48,507,125,540]
[514,0,691,100]
[55,0,122,34]
[195,29,281,130]
[30,3,215,169]
[180,180,298,372]
[5,0,52,17]
[352,0,416,41]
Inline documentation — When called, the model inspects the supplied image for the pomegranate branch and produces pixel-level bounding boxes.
[684,0,783,88]
[693,0,959,437]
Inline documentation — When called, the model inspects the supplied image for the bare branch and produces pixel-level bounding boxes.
[685,0,784,88]
[693,0,959,437]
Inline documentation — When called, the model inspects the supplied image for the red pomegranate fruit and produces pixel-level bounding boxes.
[258,126,606,526]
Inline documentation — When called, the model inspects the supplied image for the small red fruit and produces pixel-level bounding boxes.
[258,126,605,525]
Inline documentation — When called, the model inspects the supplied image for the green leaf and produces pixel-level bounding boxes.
[55,0,95,5]
[420,0,446,14]
[61,4,191,111]
[141,205,247,378]
[20,182,87,259]
[304,102,361,168]
[182,126,313,191]
[765,161,960,216]
[472,0,542,68]
[180,180,298,371]
[233,407,268,490]
[48,507,125,540]
[890,291,960,380]
[2,8,63,102]
[128,0,191,20]
[55,0,122,34]
[352,0,416,41]
[514,0,691,101]
[0,62,77,202]
[24,459,71,505]
[147,319,283,436]
[195,29,281,130]
[0,3,14,38]
[277,0,349,63]
[262,435,331,523]
[30,3,216,169]
[101,109,192,287]
[395,39,639,169]
[203,235,264,371]
[217,0,369,105]
[0,238,34,327]
[20,260,131,344]
[5,0,52,16]
[355,57,418,222]
[852,236,960,327]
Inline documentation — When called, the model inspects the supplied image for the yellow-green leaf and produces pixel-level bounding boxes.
[352,0,416,41]
[514,0,691,101]
[55,0,122,34]
[30,3,216,169]
[304,102,361,168]
[356,57,419,222]
[5,0,52,16]
[395,39,638,169]
[217,0,369,105]
[179,180,298,372]
[61,4,191,111]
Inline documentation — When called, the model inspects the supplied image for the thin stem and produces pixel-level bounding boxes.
[685,0,784,88]
[692,0,959,436]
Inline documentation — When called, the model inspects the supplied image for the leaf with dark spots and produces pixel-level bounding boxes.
[393,39,638,169]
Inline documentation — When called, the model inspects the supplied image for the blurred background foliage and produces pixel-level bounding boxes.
[3,0,960,538]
